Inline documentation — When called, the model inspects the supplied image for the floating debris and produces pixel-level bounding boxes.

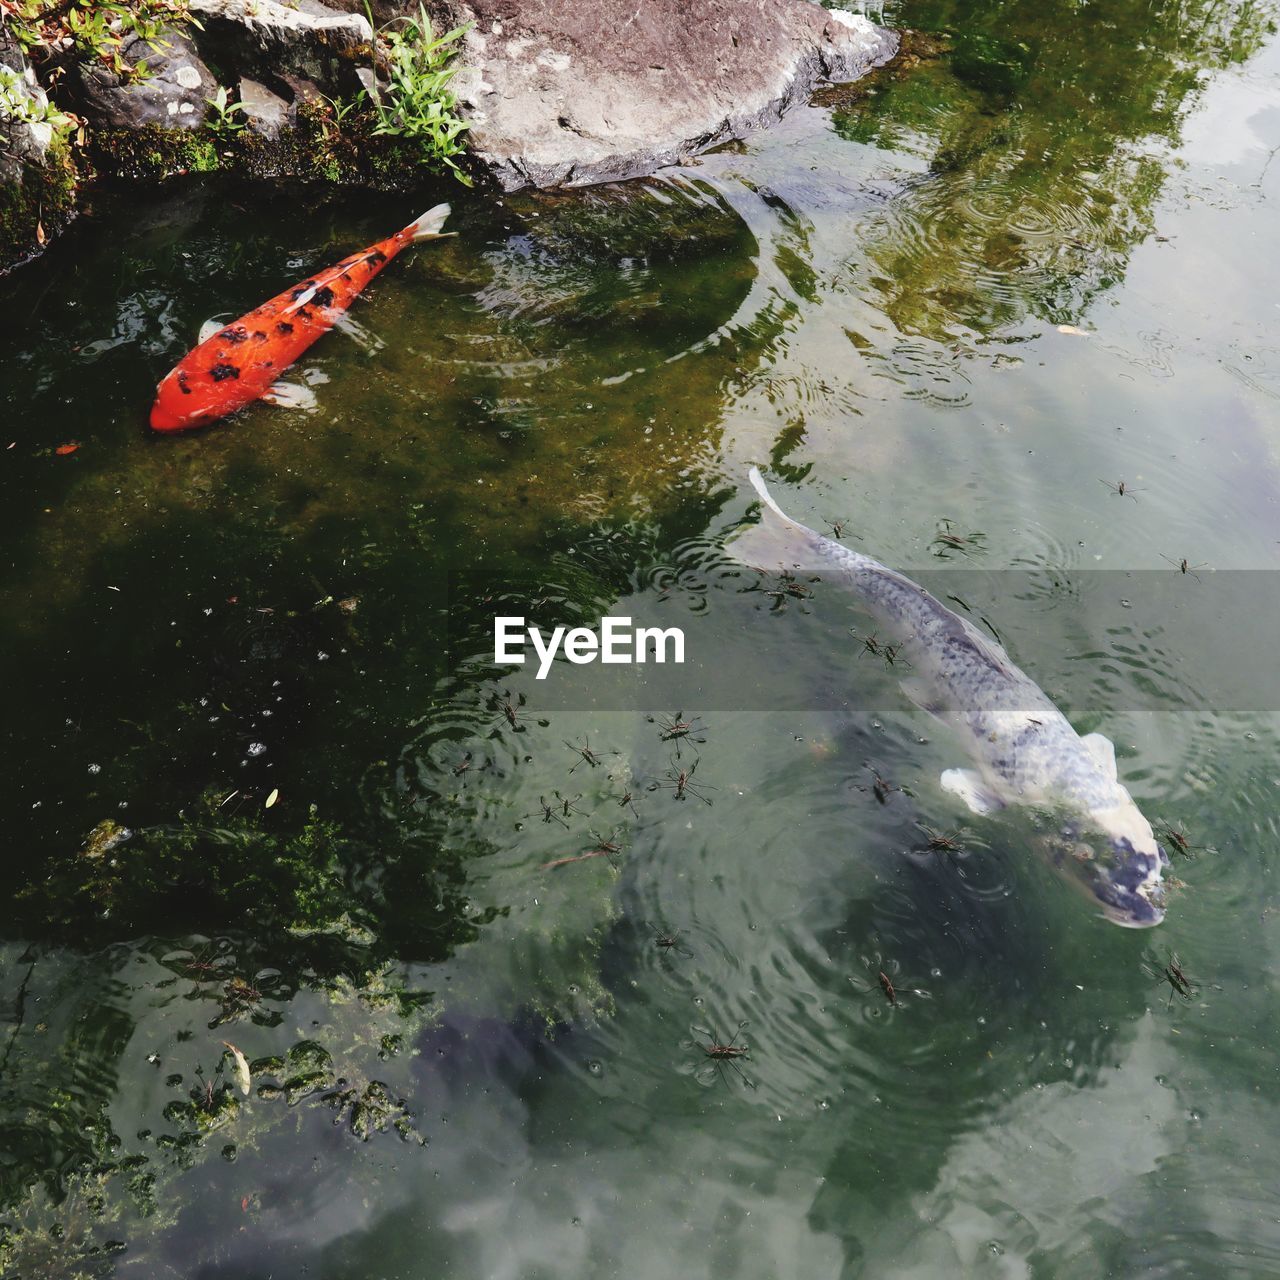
[79,819,132,859]
[223,1041,252,1096]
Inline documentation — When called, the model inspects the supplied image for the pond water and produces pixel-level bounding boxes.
[3,0,1280,1274]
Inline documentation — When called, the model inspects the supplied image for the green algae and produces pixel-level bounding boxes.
[0,136,79,273]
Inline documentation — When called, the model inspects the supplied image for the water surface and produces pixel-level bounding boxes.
[2,0,1280,1274]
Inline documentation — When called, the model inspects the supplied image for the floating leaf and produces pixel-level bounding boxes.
[55,442,79,455]
[1056,324,1092,337]
[265,788,279,809]
[223,1041,251,1096]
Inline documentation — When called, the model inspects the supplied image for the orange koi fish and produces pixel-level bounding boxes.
[149,204,454,432]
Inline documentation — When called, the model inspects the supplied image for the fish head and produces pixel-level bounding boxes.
[1086,835,1169,927]
[150,379,222,432]
[1049,812,1168,927]
[149,395,194,432]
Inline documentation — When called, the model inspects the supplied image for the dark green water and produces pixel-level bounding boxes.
[3,0,1280,1274]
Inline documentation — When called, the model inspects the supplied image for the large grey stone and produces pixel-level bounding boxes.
[442,0,897,190]
[75,26,217,131]
[238,76,290,138]
[189,0,374,97]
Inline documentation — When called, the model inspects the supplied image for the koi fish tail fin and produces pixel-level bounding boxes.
[408,203,456,241]
[727,467,822,571]
[747,466,793,524]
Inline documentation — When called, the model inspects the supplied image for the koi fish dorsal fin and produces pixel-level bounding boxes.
[408,203,455,241]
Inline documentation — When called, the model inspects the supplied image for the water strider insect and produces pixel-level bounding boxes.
[650,756,715,804]
[1162,555,1207,581]
[1144,951,1197,1007]
[614,785,640,818]
[850,955,925,1009]
[181,950,230,982]
[1101,478,1143,500]
[543,829,624,871]
[532,795,570,829]
[854,628,908,667]
[492,689,527,732]
[860,767,903,805]
[931,520,987,558]
[1157,821,1213,859]
[653,928,691,958]
[763,569,816,610]
[452,751,474,777]
[827,517,851,539]
[855,630,883,658]
[918,825,965,853]
[212,976,263,1027]
[649,710,709,756]
[566,735,616,772]
[191,1070,222,1114]
[692,1023,754,1088]
[557,791,586,819]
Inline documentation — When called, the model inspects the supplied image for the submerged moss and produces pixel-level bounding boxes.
[88,126,221,181]
[88,103,476,192]
[0,136,79,274]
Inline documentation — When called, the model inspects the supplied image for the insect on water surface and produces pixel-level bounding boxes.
[692,1023,754,1088]
[652,928,691,958]
[651,757,715,804]
[1100,478,1143,500]
[565,735,616,773]
[1144,951,1197,1007]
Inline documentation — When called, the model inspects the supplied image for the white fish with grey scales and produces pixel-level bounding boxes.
[730,467,1169,928]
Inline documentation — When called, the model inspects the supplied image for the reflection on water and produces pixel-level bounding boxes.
[2,0,1280,1272]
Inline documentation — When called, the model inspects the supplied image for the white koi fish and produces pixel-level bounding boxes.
[732,467,1168,927]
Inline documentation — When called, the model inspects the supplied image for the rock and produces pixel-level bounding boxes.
[272,72,327,107]
[1,30,79,269]
[0,43,56,186]
[75,26,217,131]
[238,77,290,138]
[442,0,897,190]
[189,0,374,98]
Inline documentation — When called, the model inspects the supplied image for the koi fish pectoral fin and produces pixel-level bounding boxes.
[332,311,386,355]
[261,380,318,411]
[1080,732,1118,780]
[941,768,1005,816]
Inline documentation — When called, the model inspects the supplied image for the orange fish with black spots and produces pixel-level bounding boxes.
[149,204,454,433]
